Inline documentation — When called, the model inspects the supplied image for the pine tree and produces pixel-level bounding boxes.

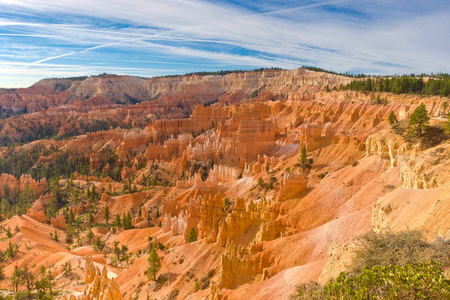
[146,243,161,281]
[104,205,110,224]
[127,212,133,229]
[188,227,197,243]
[194,280,200,291]
[22,264,35,292]
[258,177,264,186]
[375,94,382,105]
[408,103,430,136]
[442,101,449,115]
[122,212,127,229]
[6,241,16,258]
[388,111,397,125]
[114,214,121,227]
[62,261,73,278]
[86,230,95,245]
[88,212,94,227]
[120,244,129,262]
[0,265,5,282]
[10,266,24,292]
[300,145,308,165]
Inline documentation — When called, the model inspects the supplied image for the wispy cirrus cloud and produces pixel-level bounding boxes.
[0,0,449,87]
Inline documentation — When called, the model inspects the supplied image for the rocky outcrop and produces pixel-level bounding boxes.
[365,131,416,167]
[216,197,277,247]
[232,119,278,161]
[51,213,67,230]
[318,242,357,284]
[372,202,394,233]
[63,256,130,300]
[209,282,227,300]
[243,155,283,175]
[277,173,308,201]
[399,142,450,189]
[0,174,47,198]
[27,193,52,223]
[400,160,439,189]
[162,193,203,243]
[207,164,239,183]
[366,130,450,189]
[198,193,226,243]
[100,191,110,203]
[218,242,272,288]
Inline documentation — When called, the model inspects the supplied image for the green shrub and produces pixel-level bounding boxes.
[352,229,450,274]
[324,261,450,299]
[318,172,328,179]
[290,281,324,300]
[291,230,450,300]
[188,227,197,243]
[389,111,397,124]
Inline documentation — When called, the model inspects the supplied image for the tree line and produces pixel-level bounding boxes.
[339,75,450,96]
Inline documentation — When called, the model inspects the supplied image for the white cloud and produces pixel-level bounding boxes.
[0,0,449,87]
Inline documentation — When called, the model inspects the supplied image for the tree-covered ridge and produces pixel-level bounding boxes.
[48,72,120,81]
[153,67,285,78]
[47,68,287,82]
[339,74,450,96]
[301,66,368,78]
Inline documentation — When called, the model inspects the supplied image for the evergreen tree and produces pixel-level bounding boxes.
[0,265,5,282]
[258,177,264,186]
[364,78,372,92]
[127,212,133,229]
[22,264,36,292]
[104,205,110,224]
[383,78,390,92]
[35,266,50,297]
[300,145,308,165]
[146,243,162,281]
[5,226,11,238]
[408,103,430,136]
[194,279,200,291]
[114,214,121,227]
[188,227,197,243]
[62,261,73,279]
[120,245,129,262]
[86,230,95,245]
[442,101,449,115]
[88,212,94,227]
[35,266,56,296]
[113,241,121,261]
[388,111,397,125]
[377,78,384,92]
[10,266,24,292]
[375,94,382,105]
[122,212,127,229]
[6,241,16,258]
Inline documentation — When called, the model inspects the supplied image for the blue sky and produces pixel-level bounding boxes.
[0,0,449,88]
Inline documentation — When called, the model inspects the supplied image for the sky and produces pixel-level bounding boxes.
[0,0,449,88]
